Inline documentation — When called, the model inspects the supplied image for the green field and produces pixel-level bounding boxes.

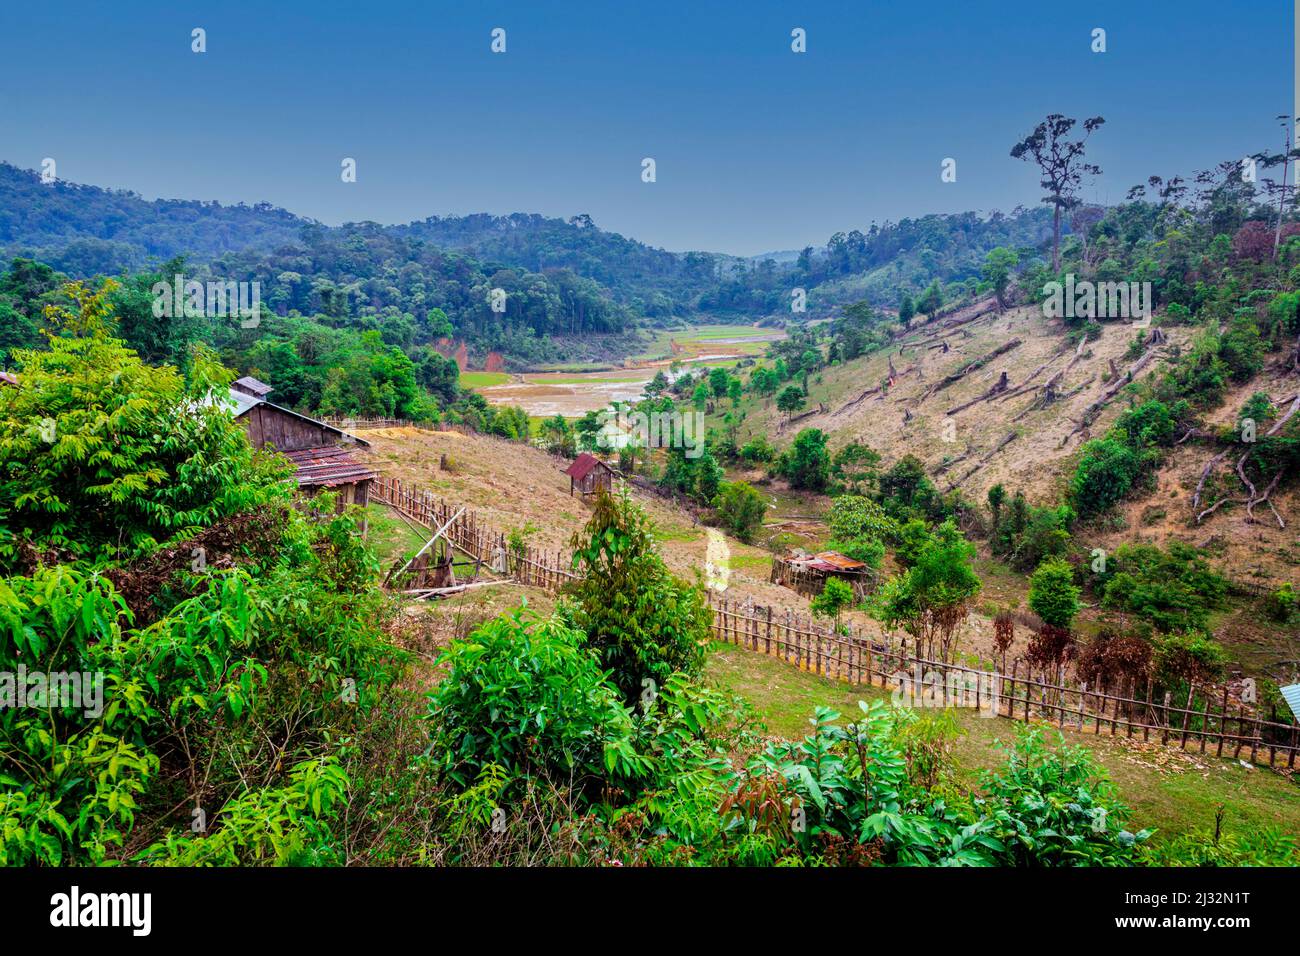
[629,323,782,363]
[458,370,510,388]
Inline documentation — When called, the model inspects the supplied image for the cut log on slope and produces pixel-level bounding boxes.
[935,296,1000,330]
[1192,452,1227,511]
[919,339,1022,402]
[945,370,1009,415]
[942,432,1018,491]
[931,450,971,476]
[1059,345,1162,446]
[995,354,1065,403]
[1012,376,1095,422]
[1011,335,1089,405]
[1267,393,1300,435]
[979,430,1018,464]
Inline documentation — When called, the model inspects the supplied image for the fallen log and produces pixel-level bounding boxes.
[1060,346,1162,446]
[920,339,1022,402]
[1012,376,1095,422]
[1266,393,1300,435]
[946,370,1009,415]
[979,431,1018,464]
[1192,452,1227,511]
[1246,469,1285,527]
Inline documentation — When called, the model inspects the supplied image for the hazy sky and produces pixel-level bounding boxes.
[0,1,1291,255]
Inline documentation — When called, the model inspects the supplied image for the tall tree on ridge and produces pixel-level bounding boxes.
[1011,114,1105,273]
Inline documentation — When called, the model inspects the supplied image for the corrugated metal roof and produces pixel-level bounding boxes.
[281,446,377,488]
[788,550,867,573]
[1281,683,1300,723]
[564,452,611,480]
[814,551,867,570]
[232,375,273,396]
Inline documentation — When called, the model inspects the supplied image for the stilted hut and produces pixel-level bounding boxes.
[771,549,874,600]
[564,452,617,497]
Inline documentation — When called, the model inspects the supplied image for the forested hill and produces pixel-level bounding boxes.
[0,162,305,272]
[0,160,1063,326]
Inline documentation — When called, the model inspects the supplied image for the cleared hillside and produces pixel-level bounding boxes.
[735,306,1297,592]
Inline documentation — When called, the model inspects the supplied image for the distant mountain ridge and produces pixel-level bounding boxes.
[0,160,1060,322]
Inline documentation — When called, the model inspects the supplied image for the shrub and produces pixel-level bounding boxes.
[1263,583,1298,624]
[426,607,641,793]
[1100,542,1228,633]
[739,435,775,464]
[977,725,1149,866]
[810,577,854,629]
[567,489,710,702]
[713,480,767,543]
[1151,630,1227,686]
[776,428,831,491]
[874,519,981,662]
[1071,438,1145,517]
[1028,558,1081,630]
[1140,807,1299,866]
[826,495,894,569]
[0,298,286,565]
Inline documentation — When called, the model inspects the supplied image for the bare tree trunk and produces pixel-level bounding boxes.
[1052,204,1062,273]
[1275,125,1292,261]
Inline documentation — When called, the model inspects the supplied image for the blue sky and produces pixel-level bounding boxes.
[0,1,1291,255]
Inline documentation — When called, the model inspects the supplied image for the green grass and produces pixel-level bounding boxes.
[459,370,510,388]
[727,553,774,573]
[705,641,1300,844]
[363,503,430,566]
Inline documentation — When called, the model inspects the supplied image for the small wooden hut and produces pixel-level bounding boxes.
[771,549,874,600]
[564,452,617,497]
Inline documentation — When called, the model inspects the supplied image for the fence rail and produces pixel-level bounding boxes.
[370,474,577,591]
[706,593,1299,769]
[323,417,439,431]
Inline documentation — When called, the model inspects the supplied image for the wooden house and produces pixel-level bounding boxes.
[563,452,617,497]
[224,378,376,513]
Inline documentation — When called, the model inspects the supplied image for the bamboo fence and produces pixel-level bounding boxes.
[707,592,1299,769]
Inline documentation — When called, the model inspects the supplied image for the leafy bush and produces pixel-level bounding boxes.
[825,495,894,569]
[874,519,981,662]
[1,519,397,866]
[567,489,710,702]
[713,480,766,543]
[810,577,854,629]
[739,435,775,464]
[1071,438,1146,517]
[0,305,286,565]
[425,607,642,794]
[776,428,831,491]
[1263,583,1298,624]
[1151,630,1226,686]
[977,726,1149,866]
[1027,558,1080,630]
[1140,808,1299,866]
[1099,542,1228,633]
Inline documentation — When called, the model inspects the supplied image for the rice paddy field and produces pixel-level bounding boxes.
[470,322,783,416]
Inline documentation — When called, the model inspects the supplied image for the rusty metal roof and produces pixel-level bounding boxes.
[788,550,868,574]
[813,550,867,570]
[281,446,377,488]
[564,452,612,481]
